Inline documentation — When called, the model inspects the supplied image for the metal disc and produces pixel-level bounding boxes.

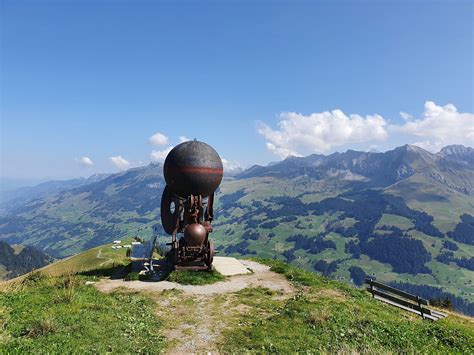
[161,186,179,235]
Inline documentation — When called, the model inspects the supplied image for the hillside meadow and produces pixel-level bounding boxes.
[1,251,473,353]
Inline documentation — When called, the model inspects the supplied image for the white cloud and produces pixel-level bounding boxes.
[148,132,169,146]
[397,101,474,152]
[77,156,94,167]
[400,112,413,121]
[179,136,190,143]
[258,101,474,158]
[264,142,302,158]
[258,109,388,159]
[150,146,173,162]
[222,158,243,174]
[109,155,131,170]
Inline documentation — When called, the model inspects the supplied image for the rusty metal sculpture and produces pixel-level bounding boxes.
[160,140,223,270]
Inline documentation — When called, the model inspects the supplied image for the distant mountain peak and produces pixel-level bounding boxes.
[438,144,474,166]
[406,144,424,151]
[439,144,473,155]
[282,155,301,162]
[394,144,427,153]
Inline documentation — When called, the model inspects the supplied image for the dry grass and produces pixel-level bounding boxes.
[308,308,332,326]
[27,318,57,338]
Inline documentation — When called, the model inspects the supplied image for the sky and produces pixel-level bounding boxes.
[1,0,473,185]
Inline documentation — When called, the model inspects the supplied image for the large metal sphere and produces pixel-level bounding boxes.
[183,223,207,246]
[164,140,223,197]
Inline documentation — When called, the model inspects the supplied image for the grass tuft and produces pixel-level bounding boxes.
[124,271,151,281]
[27,319,56,338]
[124,271,140,281]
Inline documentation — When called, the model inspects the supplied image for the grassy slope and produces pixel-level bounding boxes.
[0,243,165,352]
[39,240,131,276]
[386,174,474,233]
[220,259,474,353]
[0,248,472,353]
[0,273,164,352]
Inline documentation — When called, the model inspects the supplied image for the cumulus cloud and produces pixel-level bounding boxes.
[109,155,131,170]
[148,135,194,162]
[222,158,243,174]
[151,147,173,162]
[396,101,474,152]
[258,101,473,158]
[77,156,94,167]
[149,132,169,146]
[147,134,191,163]
[258,109,388,158]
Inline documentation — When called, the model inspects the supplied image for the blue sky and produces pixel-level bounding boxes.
[1,0,473,183]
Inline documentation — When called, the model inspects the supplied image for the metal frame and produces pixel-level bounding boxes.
[162,191,215,271]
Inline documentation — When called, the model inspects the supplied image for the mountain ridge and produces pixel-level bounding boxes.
[236,144,474,194]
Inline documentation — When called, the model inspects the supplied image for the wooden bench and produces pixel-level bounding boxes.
[366,278,447,321]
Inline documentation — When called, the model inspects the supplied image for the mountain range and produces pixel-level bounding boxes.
[239,144,474,194]
[0,173,112,213]
[1,144,473,313]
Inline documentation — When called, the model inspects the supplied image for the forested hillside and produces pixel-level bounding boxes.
[0,241,53,279]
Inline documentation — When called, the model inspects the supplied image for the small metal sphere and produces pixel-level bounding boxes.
[164,140,223,197]
[183,223,207,247]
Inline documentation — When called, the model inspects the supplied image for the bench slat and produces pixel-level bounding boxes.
[366,278,429,305]
[374,295,439,321]
[430,310,448,319]
[368,288,432,315]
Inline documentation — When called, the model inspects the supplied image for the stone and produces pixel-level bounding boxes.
[212,256,251,276]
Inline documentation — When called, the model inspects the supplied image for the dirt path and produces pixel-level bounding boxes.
[96,248,112,267]
[94,260,294,353]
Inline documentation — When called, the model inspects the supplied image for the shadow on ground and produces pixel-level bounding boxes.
[79,263,130,280]
[78,259,174,281]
